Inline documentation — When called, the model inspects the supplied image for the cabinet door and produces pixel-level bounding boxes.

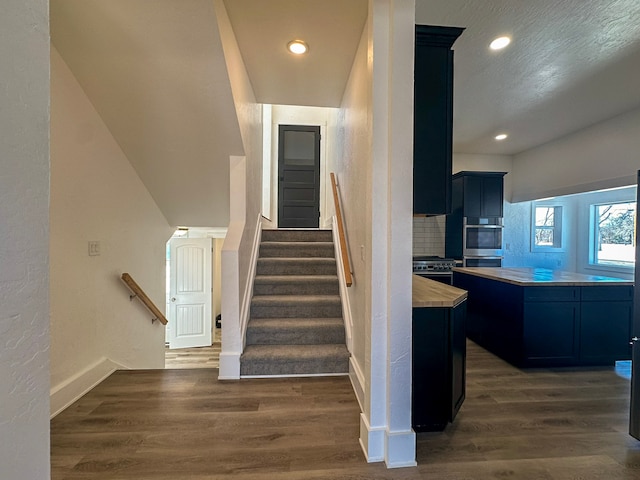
[412,308,449,431]
[413,45,453,215]
[523,302,580,364]
[481,176,504,217]
[580,301,632,363]
[462,175,483,218]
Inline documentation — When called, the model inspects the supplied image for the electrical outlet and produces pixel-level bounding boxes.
[88,241,100,256]
[360,245,365,261]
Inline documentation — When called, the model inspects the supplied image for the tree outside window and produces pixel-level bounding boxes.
[532,205,563,250]
[591,201,636,267]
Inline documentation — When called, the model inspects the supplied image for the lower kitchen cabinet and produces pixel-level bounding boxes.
[454,270,633,367]
[412,300,466,432]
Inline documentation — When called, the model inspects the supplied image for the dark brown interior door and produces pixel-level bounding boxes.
[629,170,640,440]
[277,125,320,228]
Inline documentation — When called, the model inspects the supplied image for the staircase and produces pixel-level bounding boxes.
[240,229,350,376]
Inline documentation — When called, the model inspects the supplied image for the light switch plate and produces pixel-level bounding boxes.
[88,241,100,256]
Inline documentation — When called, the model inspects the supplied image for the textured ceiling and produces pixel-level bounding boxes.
[416,0,640,155]
[223,0,368,108]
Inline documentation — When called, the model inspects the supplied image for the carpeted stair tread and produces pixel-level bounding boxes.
[251,295,341,304]
[260,241,334,258]
[250,295,342,318]
[246,317,345,345]
[240,344,350,376]
[253,275,339,295]
[256,257,337,275]
[262,229,333,243]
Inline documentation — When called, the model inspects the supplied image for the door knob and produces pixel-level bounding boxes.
[171,297,176,302]
[630,337,639,345]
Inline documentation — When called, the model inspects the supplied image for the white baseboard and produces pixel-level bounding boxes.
[349,356,365,411]
[50,357,122,418]
[359,413,385,463]
[218,351,241,380]
[239,214,262,339]
[385,430,417,468]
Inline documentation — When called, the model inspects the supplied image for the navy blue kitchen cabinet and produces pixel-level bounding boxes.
[454,271,632,367]
[412,300,466,431]
[413,25,464,215]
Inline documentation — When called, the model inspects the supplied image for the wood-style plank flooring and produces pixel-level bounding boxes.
[51,341,640,479]
[164,342,221,369]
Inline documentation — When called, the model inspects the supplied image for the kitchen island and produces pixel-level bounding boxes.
[412,275,467,431]
[453,267,634,367]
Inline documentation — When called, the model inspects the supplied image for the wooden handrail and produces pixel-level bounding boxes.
[330,173,353,287]
[121,273,168,325]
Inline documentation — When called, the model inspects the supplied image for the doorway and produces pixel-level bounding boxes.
[277,124,321,228]
[166,236,213,349]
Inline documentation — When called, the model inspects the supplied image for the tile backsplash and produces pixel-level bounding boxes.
[413,216,446,256]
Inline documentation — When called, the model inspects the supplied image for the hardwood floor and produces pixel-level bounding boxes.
[51,341,640,479]
[164,342,221,369]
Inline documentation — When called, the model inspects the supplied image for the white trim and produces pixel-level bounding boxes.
[349,356,365,411]
[239,214,262,341]
[385,430,417,468]
[50,357,123,418]
[359,413,385,463]
[218,351,242,379]
[332,215,353,352]
[240,372,349,379]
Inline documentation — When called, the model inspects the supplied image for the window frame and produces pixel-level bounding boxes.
[588,200,636,271]
[531,203,565,252]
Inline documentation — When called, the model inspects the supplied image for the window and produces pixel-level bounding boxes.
[532,204,563,251]
[590,201,636,268]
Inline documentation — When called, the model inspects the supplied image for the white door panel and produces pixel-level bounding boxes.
[168,238,212,349]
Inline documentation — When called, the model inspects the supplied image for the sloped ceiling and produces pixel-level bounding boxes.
[51,0,244,227]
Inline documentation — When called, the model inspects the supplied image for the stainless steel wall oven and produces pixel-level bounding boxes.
[463,217,503,259]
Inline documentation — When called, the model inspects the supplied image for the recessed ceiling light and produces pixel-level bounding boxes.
[490,36,511,50]
[495,133,508,141]
[287,40,308,55]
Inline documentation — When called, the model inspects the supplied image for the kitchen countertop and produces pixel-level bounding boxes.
[453,267,633,286]
[412,275,468,308]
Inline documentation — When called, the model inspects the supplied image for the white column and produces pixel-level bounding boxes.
[0,0,51,477]
[360,0,416,468]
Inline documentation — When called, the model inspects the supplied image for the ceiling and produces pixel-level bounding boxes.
[416,0,640,155]
[223,0,368,108]
[51,0,244,227]
[50,0,640,226]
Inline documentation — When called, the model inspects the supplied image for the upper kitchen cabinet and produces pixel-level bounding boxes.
[413,25,464,215]
[453,171,506,218]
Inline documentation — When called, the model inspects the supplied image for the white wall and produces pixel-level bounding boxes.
[0,1,50,477]
[336,0,416,468]
[214,0,264,378]
[266,105,339,229]
[335,14,371,418]
[511,107,640,202]
[50,48,173,413]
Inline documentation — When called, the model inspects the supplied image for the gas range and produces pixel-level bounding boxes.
[412,256,457,273]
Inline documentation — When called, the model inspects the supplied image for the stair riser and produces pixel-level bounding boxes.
[240,357,349,376]
[262,230,333,242]
[251,304,342,318]
[246,327,345,345]
[259,244,335,258]
[253,282,339,296]
[256,261,337,276]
